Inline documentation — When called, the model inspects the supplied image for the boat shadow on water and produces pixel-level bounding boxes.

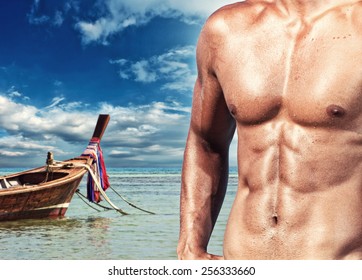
[0,216,118,260]
[0,216,113,233]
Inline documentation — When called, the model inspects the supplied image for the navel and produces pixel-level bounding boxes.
[271,214,278,226]
[326,104,346,118]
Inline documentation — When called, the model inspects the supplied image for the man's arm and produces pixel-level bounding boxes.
[177,18,236,259]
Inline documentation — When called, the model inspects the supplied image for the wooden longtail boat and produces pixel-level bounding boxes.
[0,114,111,221]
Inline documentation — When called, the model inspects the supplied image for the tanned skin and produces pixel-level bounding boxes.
[178,0,362,260]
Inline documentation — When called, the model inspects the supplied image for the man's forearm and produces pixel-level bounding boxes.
[178,136,229,259]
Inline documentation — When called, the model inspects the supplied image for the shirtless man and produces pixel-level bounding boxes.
[177,0,362,259]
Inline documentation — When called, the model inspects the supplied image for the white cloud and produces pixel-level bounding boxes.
[131,61,157,83]
[7,86,30,101]
[0,151,27,157]
[28,14,50,25]
[114,45,196,92]
[27,0,78,27]
[0,95,39,131]
[109,58,127,65]
[46,96,66,109]
[0,94,237,167]
[0,94,191,167]
[76,21,105,44]
[0,135,55,153]
[53,10,64,27]
[26,1,238,43]
[8,90,22,98]
[27,0,49,25]
[75,0,238,44]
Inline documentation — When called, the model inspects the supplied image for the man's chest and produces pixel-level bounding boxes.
[214,23,362,126]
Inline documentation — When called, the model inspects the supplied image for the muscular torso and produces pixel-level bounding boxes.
[211,1,362,259]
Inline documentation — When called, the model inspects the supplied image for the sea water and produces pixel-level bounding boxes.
[0,168,237,260]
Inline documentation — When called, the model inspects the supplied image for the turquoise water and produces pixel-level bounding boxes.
[0,168,237,260]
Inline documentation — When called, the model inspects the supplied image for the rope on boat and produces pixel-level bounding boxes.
[109,185,155,215]
[73,162,129,215]
[43,152,55,183]
[47,160,128,215]
[75,190,102,212]
[75,190,115,212]
[47,160,155,215]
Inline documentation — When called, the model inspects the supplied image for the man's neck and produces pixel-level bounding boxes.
[276,0,357,18]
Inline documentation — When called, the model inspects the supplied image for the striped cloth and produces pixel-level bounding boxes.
[82,137,110,203]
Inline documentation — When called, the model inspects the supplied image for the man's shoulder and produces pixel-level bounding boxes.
[212,0,268,14]
[204,1,275,33]
[351,1,362,26]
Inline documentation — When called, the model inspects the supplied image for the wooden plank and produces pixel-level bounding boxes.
[92,114,110,140]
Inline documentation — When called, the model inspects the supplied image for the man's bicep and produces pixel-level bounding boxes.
[189,75,236,153]
[189,19,236,151]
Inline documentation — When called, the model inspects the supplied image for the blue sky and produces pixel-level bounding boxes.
[0,0,237,168]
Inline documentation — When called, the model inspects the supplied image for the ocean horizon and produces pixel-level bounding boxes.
[0,167,238,260]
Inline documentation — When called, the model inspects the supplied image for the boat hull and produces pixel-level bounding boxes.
[0,158,89,221]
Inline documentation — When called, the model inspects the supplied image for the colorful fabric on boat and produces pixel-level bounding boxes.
[82,137,110,203]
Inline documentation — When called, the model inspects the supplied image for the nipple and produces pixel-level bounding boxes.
[326,104,346,118]
[229,104,237,116]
